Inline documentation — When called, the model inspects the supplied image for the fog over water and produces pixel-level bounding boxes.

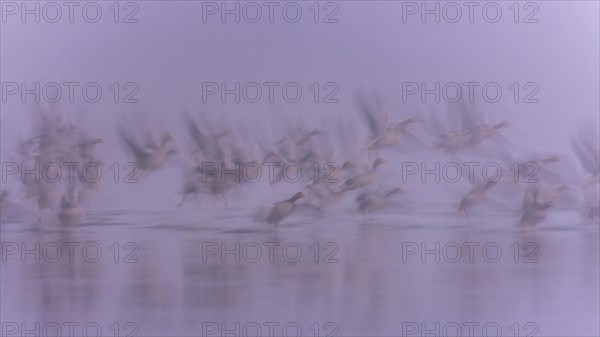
[1,1,599,336]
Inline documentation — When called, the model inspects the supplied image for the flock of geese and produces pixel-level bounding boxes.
[5,112,104,221]
[1,92,599,227]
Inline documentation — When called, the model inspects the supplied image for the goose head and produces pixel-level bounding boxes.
[306,129,323,137]
[399,117,422,127]
[341,161,356,170]
[386,187,404,197]
[493,121,511,130]
[373,158,387,170]
[160,134,173,146]
[288,192,304,202]
[166,147,179,157]
[215,129,232,140]
[541,156,560,165]
[263,151,281,163]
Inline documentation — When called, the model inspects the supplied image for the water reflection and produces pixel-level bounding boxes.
[1,210,598,336]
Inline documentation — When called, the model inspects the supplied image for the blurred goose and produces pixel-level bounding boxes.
[315,160,357,186]
[431,97,510,153]
[519,185,568,226]
[71,137,104,162]
[497,154,561,185]
[465,121,511,148]
[293,123,323,159]
[306,182,347,209]
[517,156,560,182]
[119,127,177,173]
[58,182,81,218]
[456,98,510,147]
[0,190,8,216]
[341,158,386,192]
[69,136,105,200]
[262,150,290,186]
[17,136,42,159]
[303,160,357,209]
[572,125,600,188]
[357,187,403,214]
[369,118,421,151]
[266,192,304,226]
[184,119,231,167]
[587,202,600,222]
[357,92,420,152]
[433,131,471,154]
[16,110,105,221]
[454,181,497,215]
[24,172,60,222]
[206,172,238,207]
[176,165,204,207]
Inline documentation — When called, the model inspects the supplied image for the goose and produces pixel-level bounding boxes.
[357,187,403,214]
[367,117,421,151]
[303,161,357,209]
[433,131,471,154]
[454,181,497,215]
[572,126,600,188]
[262,150,291,186]
[24,175,60,222]
[72,137,104,161]
[119,128,177,173]
[58,182,82,218]
[515,156,560,172]
[519,185,568,226]
[314,160,357,187]
[266,192,304,226]
[0,190,8,216]
[206,172,238,207]
[305,182,348,209]
[357,92,420,152]
[430,96,511,153]
[464,121,511,148]
[341,158,386,192]
[587,202,600,222]
[176,165,205,207]
[184,117,230,166]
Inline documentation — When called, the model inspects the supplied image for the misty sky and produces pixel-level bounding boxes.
[1,1,598,209]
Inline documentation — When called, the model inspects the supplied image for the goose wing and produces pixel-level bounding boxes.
[356,91,387,137]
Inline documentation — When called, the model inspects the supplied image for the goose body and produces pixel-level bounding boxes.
[120,131,177,172]
[572,126,600,188]
[455,182,496,215]
[519,185,567,226]
[357,187,403,214]
[342,158,386,192]
[465,121,511,148]
[266,192,304,225]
